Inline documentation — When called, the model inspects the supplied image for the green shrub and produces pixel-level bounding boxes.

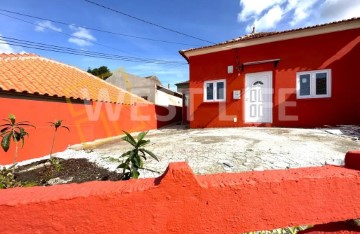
[0,165,22,189]
[118,131,158,179]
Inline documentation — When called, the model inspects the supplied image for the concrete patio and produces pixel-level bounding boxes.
[56,125,360,178]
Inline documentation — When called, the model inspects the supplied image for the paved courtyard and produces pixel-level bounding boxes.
[60,125,360,178]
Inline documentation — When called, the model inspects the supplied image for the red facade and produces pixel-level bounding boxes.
[186,27,360,128]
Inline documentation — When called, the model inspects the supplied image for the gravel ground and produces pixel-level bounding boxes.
[19,125,360,179]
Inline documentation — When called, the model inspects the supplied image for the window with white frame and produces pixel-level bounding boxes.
[296,69,331,99]
[204,79,226,102]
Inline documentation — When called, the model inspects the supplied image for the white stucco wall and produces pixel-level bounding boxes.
[155,89,182,107]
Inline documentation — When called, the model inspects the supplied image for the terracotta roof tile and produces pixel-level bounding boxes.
[0,53,149,105]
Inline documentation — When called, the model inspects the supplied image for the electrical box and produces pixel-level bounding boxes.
[227,65,233,74]
[233,90,241,99]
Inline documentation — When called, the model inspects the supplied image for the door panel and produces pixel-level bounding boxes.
[245,72,273,123]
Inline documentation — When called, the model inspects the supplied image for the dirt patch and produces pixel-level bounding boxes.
[15,158,123,186]
[195,136,227,144]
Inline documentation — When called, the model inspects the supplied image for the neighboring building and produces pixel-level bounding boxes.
[175,80,189,94]
[144,75,162,86]
[175,81,190,124]
[107,70,182,107]
[155,85,182,107]
[179,18,360,128]
[0,53,181,164]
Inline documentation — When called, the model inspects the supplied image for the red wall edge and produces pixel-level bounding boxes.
[0,157,359,234]
[0,94,181,164]
[345,150,360,170]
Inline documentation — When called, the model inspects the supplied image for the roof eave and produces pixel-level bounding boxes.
[182,18,360,60]
[179,50,190,62]
[175,81,189,86]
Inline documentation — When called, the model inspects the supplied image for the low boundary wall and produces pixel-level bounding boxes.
[0,151,359,233]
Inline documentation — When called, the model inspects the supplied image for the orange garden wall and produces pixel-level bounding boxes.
[0,93,181,164]
[188,28,360,128]
[0,151,359,234]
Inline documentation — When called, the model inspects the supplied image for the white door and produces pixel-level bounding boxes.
[244,71,273,123]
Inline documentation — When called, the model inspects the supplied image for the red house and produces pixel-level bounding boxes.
[180,18,360,128]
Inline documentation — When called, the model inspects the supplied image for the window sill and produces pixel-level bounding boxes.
[296,96,331,100]
[203,100,226,103]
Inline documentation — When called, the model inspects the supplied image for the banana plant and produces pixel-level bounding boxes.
[0,114,35,168]
[118,131,158,179]
[48,120,69,158]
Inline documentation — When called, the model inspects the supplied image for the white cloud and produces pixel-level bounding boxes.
[69,25,96,41]
[238,0,358,33]
[0,34,16,53]
[68,37,93,47]
[289,0,319,26]
[35,20,62,32]
[246,5,284,32]
[0,35,26,54]
[319,0,360,22]
[284,0,298,12]
[238,0,285,22]
[68,25,96,47]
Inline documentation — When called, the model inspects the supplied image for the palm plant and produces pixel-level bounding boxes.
[48,120,69,158]
[0,114,35,167]
[47,120,69,173]
[118,131,158,179]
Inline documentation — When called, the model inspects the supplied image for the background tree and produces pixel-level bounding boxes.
[87,66,112,80]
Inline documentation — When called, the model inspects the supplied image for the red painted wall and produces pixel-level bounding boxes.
[189,28,360,128]
[0,94,181,164]
[0,151,359,234]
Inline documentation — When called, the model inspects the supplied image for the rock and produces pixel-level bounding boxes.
[47,177,73,185]
[325,159,344,166]
[325,129,343,135]
[218,160,233,168]
[253,166,264,171]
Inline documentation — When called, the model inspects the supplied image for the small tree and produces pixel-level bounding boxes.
[0,114,35,168]
[47,120,69,173]
[48,120,69,158]
[118,131,158,179]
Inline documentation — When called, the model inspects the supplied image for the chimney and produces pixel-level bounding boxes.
[252,26,256,34]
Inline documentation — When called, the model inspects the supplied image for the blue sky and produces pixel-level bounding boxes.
[0,0,359,90]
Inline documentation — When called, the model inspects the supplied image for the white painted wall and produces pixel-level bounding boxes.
[155,89,182,107]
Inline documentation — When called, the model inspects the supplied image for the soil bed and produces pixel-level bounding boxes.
[15,158,123,186]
